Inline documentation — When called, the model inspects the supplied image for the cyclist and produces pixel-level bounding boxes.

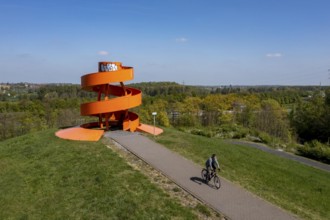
[205,154,220,181]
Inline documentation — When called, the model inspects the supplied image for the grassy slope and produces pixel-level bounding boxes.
[155,127,330,220]
[0,129,196,219]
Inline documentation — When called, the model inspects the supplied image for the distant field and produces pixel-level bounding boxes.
[0,129,197,219]
[155,127,330,220]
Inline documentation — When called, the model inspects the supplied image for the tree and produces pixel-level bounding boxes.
[157,111,170,127]
[291,91,330,143]
[137,99,170,127]
[253,99,291,141]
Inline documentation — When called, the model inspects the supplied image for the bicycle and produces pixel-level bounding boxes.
[201,168,221,189]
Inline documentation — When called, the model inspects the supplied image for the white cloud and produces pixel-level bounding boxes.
[266,53,282,58]
[98,50,109,55]
[175,37,188,43]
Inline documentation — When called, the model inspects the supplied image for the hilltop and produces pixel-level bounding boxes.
[0,129,214,219]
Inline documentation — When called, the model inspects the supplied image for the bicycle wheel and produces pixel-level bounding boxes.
[214,175,221,189]
[201,169,208,181]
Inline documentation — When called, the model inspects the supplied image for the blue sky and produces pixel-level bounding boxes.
[0,0,329,85]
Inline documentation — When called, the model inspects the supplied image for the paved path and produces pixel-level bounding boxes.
[229,140,330,173]
[105,131,298,220]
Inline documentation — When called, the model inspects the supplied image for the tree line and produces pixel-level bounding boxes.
[1,82,329,163]
[0,84,95,140]
[132,82,330,163]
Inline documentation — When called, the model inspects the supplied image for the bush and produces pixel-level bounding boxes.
[214,124,249,139]
[177,114,199,127]
[158,111,170,127]
[190,129,214,138]
[297,140,330,164]
[232,127,249,139]
[217,124,235,133]
[257,132,273,145]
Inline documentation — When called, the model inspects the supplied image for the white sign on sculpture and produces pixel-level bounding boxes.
[100,63,118,72]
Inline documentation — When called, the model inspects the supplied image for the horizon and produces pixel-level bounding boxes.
[1,81,330,88]
[0,0,330,86]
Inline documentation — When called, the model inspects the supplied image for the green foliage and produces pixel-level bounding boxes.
[231,126,249,139]
[2,83,330,155]
[135,98,170,127]
[258,88,301,105]
[297,140,330,164]
[189,125,251,140]
[291,91,330,143]
[325,89,330,106]
[218,112,234,124]
[177,113,199,127]
[252,99,291,142]
[0,129,197,219]
[0,84,97,141]
[129,81,209,98]
[158,111,170,127]
[257,131,274,145]
[190,129,214,138]
[235,105,254,127]
[195,204,211,217]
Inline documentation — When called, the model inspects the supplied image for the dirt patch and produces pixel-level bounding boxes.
[102,138,226,220]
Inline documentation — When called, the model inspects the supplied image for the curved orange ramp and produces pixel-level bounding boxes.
[55,127,104,141]
[137,124,164,135]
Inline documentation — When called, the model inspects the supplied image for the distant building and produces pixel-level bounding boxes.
[0,84,10,91]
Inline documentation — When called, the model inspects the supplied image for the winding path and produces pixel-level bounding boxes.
[105,131,298,220]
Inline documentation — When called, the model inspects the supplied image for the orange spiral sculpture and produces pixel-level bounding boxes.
[80,61,141,132]
[56,61,163,141]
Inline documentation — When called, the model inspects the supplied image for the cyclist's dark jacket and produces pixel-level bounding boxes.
[205,156,220,170]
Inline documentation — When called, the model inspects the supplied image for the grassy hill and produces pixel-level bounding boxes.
[2,127,329,220]
[0,129,199,219]
[156,127,330,220]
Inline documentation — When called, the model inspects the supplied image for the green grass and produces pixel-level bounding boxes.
[0,129,197,219]
[155,127,330,220]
